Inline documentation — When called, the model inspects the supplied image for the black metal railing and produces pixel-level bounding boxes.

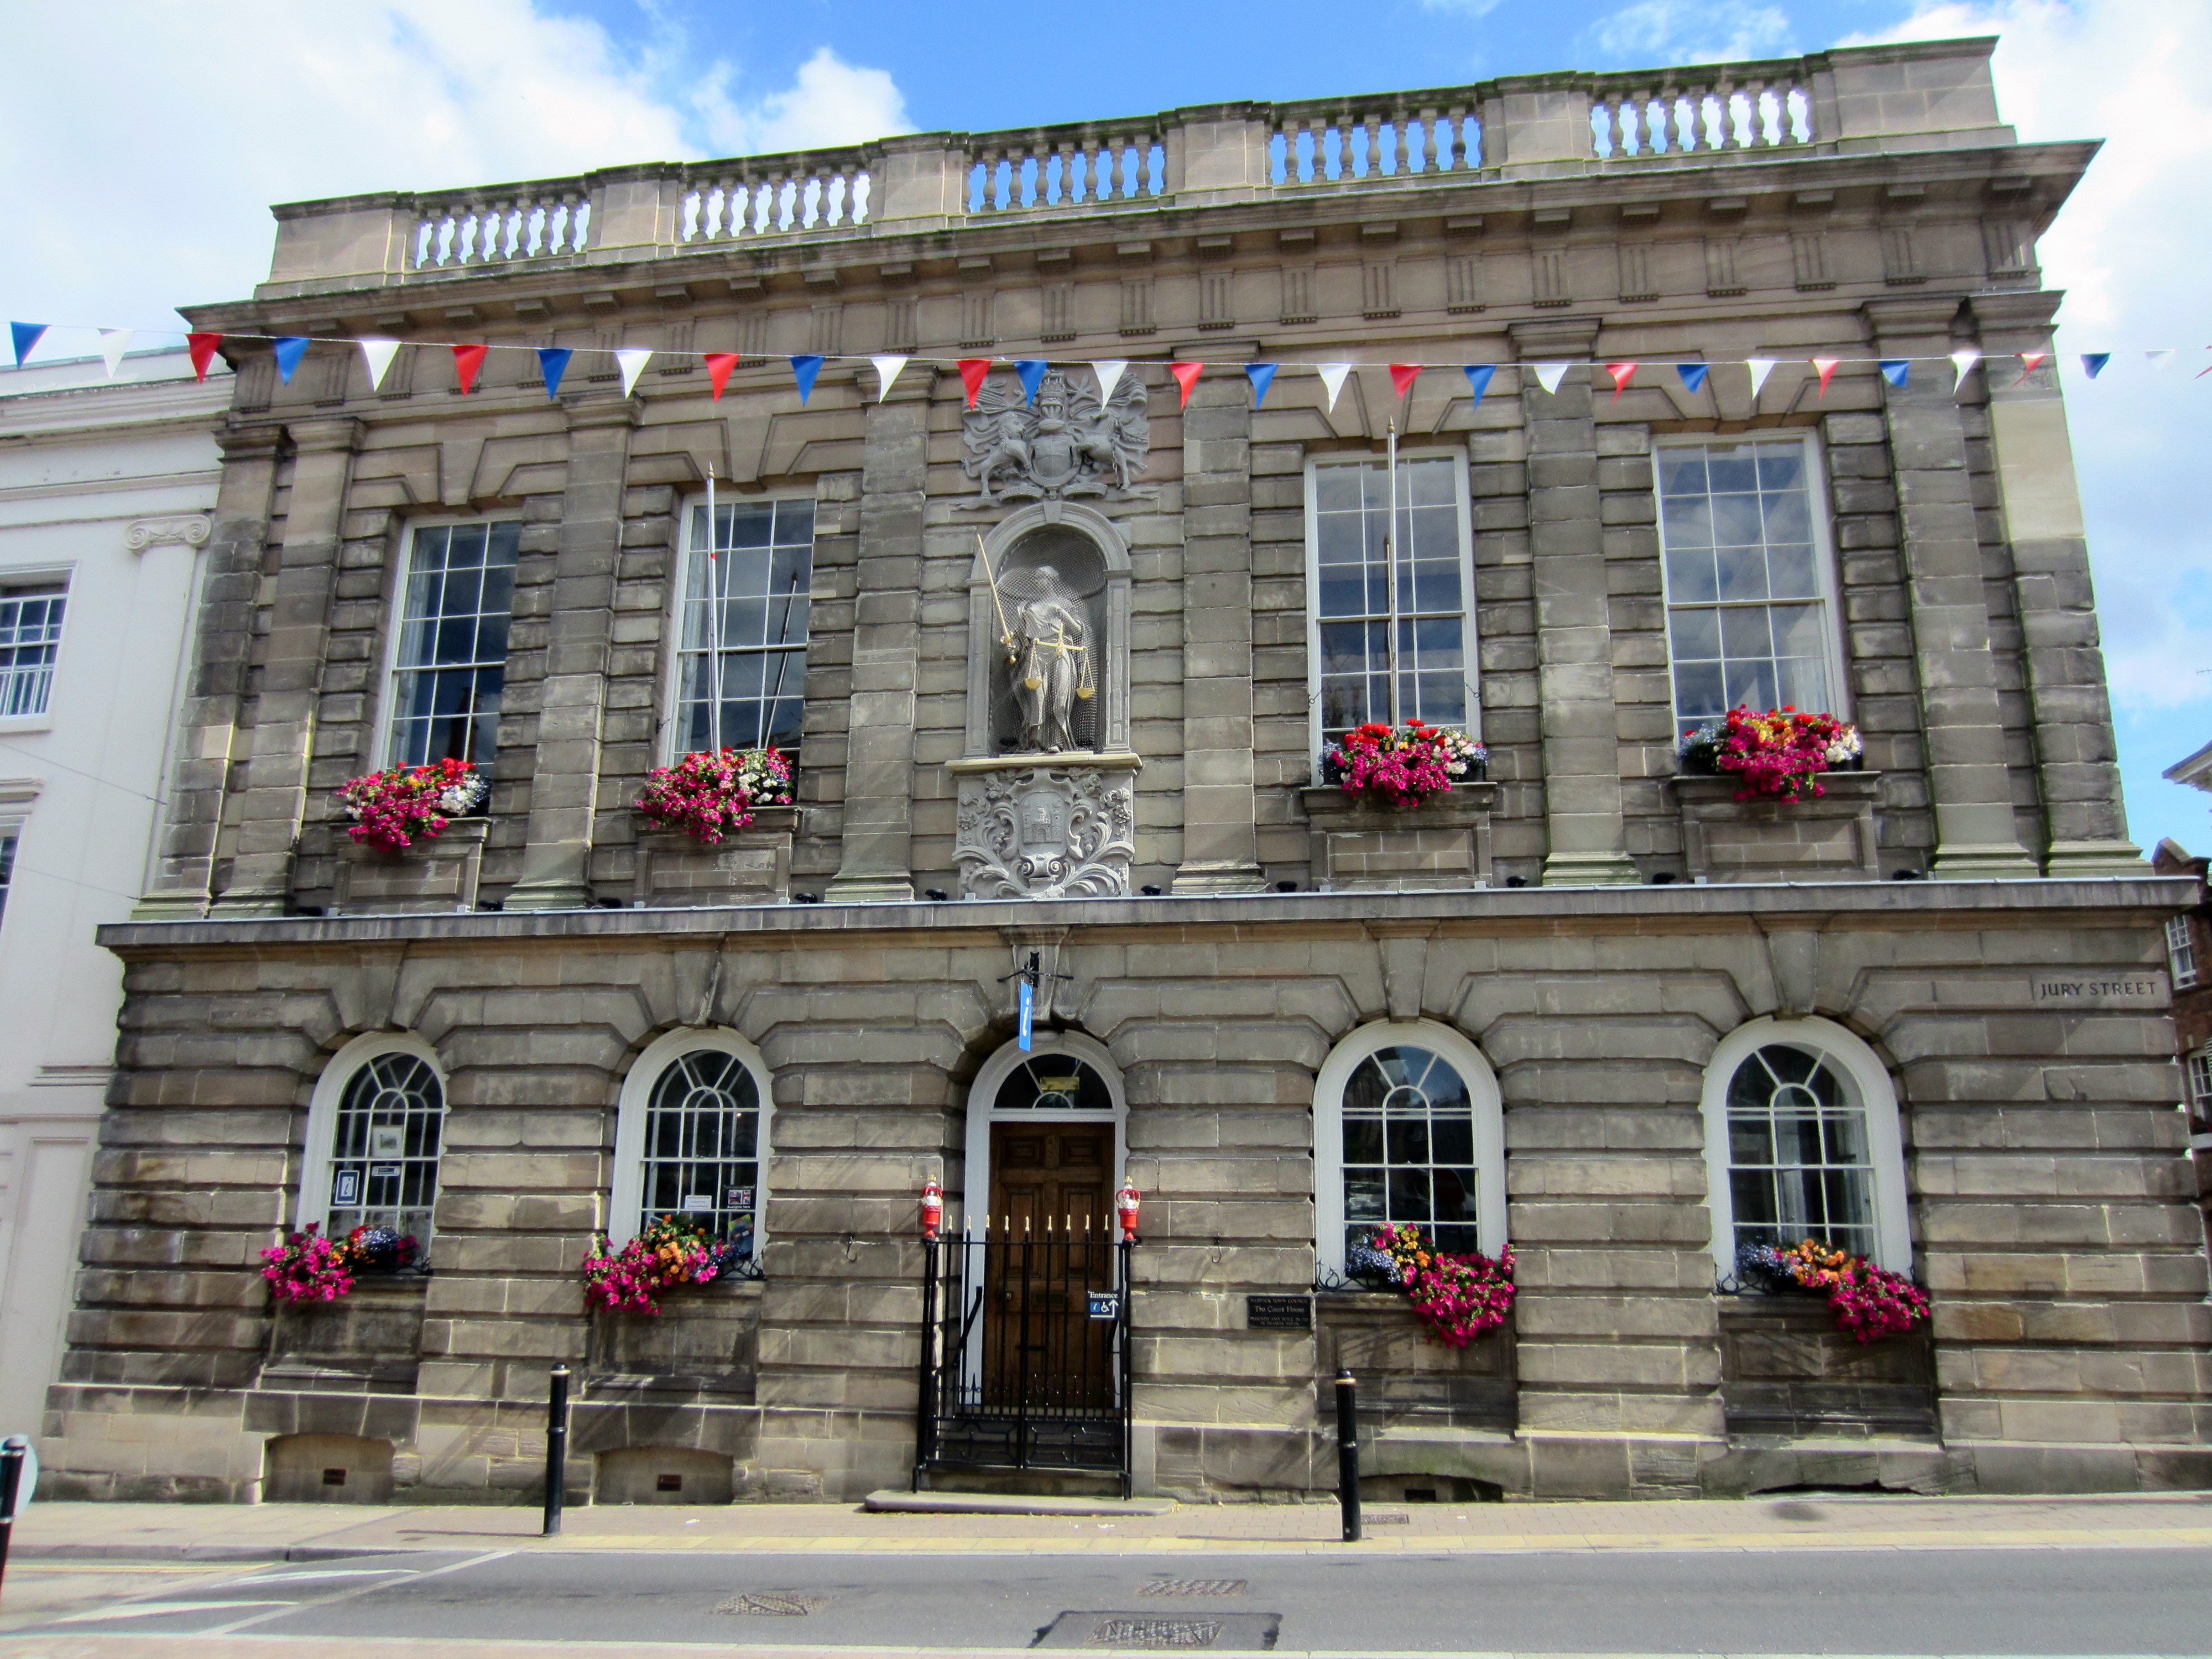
[915,1229,1133,1496]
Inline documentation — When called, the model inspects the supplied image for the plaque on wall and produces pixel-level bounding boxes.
[1246,1295,1313,1331]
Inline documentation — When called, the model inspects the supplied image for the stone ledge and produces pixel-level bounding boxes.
[99,874,2199,951]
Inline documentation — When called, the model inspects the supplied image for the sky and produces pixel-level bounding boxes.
[1,0,2204,855]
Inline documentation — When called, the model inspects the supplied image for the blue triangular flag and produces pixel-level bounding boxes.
[272,336,310,383]
[2081,353,2111,379]
[1015,359,1048,403]
[536,347,573,399]
[790,354,824,405]
[1463,363,1496,406]
[1245,362,1278,405]
[1878,358,1910,388]
[1674,362,1709,393]
[10,321,48,366]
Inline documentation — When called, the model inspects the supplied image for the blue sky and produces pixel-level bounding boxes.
[3,0,2206,857]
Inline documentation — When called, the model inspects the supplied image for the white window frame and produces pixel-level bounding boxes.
[1302,449,1481,761]
[0,565,74,733]
[0,817,20,930]
[1699,1016,1910,1279]
[611,1027,775,1250]
[1314,1019,1507,1274]
[2188,1046,2212,1115]
[661,492,817,764]
[298,1031,448,1243]
[961,1031,1128,1237]
[1651,431,1851,730]
[373,518,523,770]
[2167,915,2199,990]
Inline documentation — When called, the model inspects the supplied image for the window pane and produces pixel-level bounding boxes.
[674,500,816,759]
[0,585,67,718]
[1656,441,1835,728]
[1725,1045,1876,1262]
[1311,460,1473,741]
[326,1053,444,1260]
[1338,1047,1485,1259]
[386,524,520,766]
[640,1050,766,1259]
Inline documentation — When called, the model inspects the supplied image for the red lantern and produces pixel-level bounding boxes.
[919,1178,943,1241]
[1115,1180,1141,1242]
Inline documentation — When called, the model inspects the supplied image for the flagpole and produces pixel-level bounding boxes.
[706,469,724,754]
[1384,419,1403,728]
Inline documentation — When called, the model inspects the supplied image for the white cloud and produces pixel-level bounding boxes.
[1589,1,1792,65]
[0,2,907,337]
[1414,0,1509,15]
[692,46,912,158]
[1846,1,2212,847]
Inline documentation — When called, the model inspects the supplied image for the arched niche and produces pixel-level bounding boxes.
[962,502,1133,759]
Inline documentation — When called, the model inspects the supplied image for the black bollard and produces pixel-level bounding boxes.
[1333,1369,1361,1542]
[542,1365,570,1537]
[0,1435,25,1605]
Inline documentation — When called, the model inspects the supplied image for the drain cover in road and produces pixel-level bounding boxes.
[1138,1579,1248,1598]
[715,1592,829,1616]
[1034,1610,1280,1649]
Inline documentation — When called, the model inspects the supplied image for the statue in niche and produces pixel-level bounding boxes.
[961,369,1151,505]
[1004,566,1094,753]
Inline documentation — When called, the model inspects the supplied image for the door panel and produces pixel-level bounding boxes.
[983,1121,1114,1409]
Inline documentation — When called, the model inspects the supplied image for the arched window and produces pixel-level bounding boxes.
[1699,1016,1910,1279]
[612,1029,774,1260]
[1314,1020,1506,1275]
[963,1032,1127,1235]
[300,1033,447,1260]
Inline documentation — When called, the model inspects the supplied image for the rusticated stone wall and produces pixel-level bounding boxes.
[47,880,2205,1503]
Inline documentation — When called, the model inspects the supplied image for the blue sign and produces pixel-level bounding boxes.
[1018,978,1034,1052]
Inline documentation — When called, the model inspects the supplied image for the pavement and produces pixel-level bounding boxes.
[11,1487,2212,1561]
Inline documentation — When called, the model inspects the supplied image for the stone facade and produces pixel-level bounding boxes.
[41,39,2210,1504]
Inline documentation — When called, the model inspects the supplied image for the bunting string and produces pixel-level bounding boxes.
[8,317,2209,405]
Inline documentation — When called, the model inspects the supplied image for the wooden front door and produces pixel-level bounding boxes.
[982,1121,1115,1409]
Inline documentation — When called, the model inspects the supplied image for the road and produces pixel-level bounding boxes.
[3,1541,2208,1654]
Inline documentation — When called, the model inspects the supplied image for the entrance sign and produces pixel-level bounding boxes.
[1087,1291,1120,1321]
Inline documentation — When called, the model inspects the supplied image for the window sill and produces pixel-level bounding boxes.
[0,714,55,736]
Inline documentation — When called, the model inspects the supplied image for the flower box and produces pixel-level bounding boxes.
[1300,782,1496,892]
[632,807,797,907]
[331,818,490,915]
[1670,773,1881,884]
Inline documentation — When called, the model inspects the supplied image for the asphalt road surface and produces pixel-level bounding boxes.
[5,1543,2208,1653]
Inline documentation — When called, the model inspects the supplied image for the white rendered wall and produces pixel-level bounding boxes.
[0,349,225,1451]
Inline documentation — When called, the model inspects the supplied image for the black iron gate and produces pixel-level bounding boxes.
[914,1230,1133,1495]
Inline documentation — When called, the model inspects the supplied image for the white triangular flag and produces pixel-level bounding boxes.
[1315,363,1352,408]
[1746,358,1777,397]
[870,355,909,401]
[615,347,653,397]
[98,329,133,378]
[2147,349,2176,371]
[1093,359,1129,404]
[1949,349,1981,389]
[356,337,400,390]
[1532,362,1569,395]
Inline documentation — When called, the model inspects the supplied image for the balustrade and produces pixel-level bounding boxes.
[1590,69,1815,159]
[680,153,871,241]
[966,127,1167,213]
[1270,97,1482,184]
[410,189,590,269]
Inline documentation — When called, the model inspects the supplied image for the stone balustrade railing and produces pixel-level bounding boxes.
[263,37,2012,289]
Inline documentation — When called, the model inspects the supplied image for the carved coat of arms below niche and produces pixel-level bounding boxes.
[959,369,1154,506]
[955,765,1135,899]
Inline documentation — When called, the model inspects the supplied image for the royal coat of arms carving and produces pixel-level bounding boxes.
[960,369,1152,505]
[954,764,1135,899]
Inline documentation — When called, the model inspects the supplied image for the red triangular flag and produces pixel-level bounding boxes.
[451,343,488,395]
[1811,357,1840,397]
[957,358,992,407]
[2017,351,2049,384]
[1606,362,1637,400]
[186,332,222,383]
[1388,362,1421,399]
[1170,361,1203,408]
[704,353,739,400]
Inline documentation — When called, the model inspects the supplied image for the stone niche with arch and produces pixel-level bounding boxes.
[951,503,1139,900]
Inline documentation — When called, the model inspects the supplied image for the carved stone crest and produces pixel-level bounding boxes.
[960,369,1152,505]
[955,763,1136,899]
